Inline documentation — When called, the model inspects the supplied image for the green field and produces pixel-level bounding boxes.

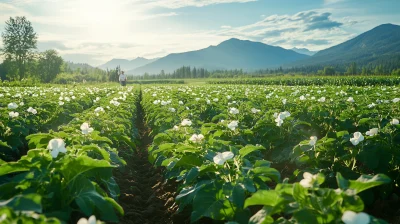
[1,78,399,223]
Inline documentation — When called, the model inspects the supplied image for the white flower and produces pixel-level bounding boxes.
[393,98,400,103]
[7,102,18,109]
[350,132,364,146]
[309,136,317,146]
[9,111,19,118]
[318,97,326,102]
[227,95,231,100]
[110,100,120,106]
[206,99,211,104]
[77,215,97,224]
[153,100,160,105]
[80,122,94,135]
[367,103,376,108]
[229,107,239,115]
[169,108,176,112]
[299,172,318,188]
[341,211,370,224]
[227,121,239,131]
[299,95,306,101]
[47,138,67,158]
[64,97,70,102]
[282,99,287,104]
[347,97,355,103]
[251,108,261,114]
[366,128,378,136]
[19,102,24,106]
[281,111,291,118]
[94,107,105,113]
[27,107,37,114]
[59,101,64,105]
[173,125,179,131]
[189,134,204,143]
[213,98,219,102]
[390,118,399,125]
[213,151,234,165]
[181,119,192,126]
[179,101,184,105]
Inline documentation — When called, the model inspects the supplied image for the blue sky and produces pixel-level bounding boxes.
[1,0,399,66]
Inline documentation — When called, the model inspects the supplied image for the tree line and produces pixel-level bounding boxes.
[0,16,119,83]
[133,62,400,80]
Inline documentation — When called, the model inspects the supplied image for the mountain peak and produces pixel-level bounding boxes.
[289,23,400,67]
[130,38,308,75]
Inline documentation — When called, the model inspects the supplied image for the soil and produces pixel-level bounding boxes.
[114,92,191,224]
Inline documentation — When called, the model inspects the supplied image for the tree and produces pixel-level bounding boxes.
[1,16,38,79]
[323,66,335,75]
[346,62,357,75]
[37,50,63,82]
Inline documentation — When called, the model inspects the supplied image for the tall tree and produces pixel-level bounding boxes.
[37,50,64,82]
[1,16,38,79]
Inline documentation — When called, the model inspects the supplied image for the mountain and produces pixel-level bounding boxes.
[98,57,157,71]
[64,61,104,74]
[289,23,400,67]
[291,48,318,56]
[129,38,309,75]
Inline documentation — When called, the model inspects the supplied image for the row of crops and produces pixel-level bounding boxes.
[142,84,400,223]
[207,76,400,86]
[0,86,138,223]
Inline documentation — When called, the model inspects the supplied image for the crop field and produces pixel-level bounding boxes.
[1,82,400,223]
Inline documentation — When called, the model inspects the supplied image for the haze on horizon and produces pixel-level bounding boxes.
[1,0,399,66]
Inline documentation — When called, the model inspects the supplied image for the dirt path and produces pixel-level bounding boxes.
[114,91,189,224]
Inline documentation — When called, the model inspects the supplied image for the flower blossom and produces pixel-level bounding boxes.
[213,151,234,165]
[341,211,370,224]
[227,121,239,131]
[350,132,364,146]
[47,138,67,158]
[80,122,94,135]
[309,136,317,146]
[181,119,192,126]
[189,134,204,143]
[365,128,378,136]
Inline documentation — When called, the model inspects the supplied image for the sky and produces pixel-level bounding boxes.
[0,0,399,66]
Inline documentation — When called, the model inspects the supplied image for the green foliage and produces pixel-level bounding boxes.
[37,50,63,83]
[1,16,38,79]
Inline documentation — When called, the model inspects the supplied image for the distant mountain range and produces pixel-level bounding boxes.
[129,38,309,75]
[98,23,400,75]
[289,23,400,67]
[98,57,157,71]
[290,48,318,56]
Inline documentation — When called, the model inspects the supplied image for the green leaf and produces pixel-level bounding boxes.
[292,183,308,205]
[232,184,245,208]
[249,207,274,224]
[80,145,110,161]
[244,190,281,208]
[185,167,199,184]
[293,209,319,224]
[60,155,113,184]
[349,174,391,193]
[336,173,349,190]
[358,118,371,125]
[252,167,281,182]
[174,155,203,168]
[191,181,235,222]
[26,133,54,149]
[239,145,265,158]
[0,194,42,213]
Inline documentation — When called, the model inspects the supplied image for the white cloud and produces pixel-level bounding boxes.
[215,10,356,51]
[324,0,345,5]
[221,25,231,29]
[137,0,257,9]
